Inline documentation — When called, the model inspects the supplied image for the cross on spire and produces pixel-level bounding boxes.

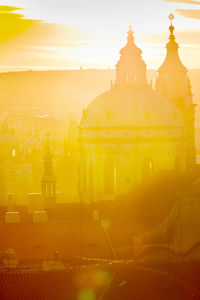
[169,13,174,25]
[115,25,147,87]
[127,24,134,44]
[128,24,133,32]
[46,132,50,153]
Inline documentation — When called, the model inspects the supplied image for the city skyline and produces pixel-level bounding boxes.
[1,3,200,299]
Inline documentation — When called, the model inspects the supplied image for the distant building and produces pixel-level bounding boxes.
[0,259,199,299]
[79,20,195,203]
[156,14,195,169]
[0,122,18,204]
[20,131,42,157]
[41,134,56,209]
[0,121,18,159]
[136,176,200,258]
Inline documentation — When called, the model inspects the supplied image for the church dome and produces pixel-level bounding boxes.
[81,25,183,130]
[80,87,183,129]
[79,24,188,204]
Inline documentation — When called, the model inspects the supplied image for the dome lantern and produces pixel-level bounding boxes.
[115,26,147,87]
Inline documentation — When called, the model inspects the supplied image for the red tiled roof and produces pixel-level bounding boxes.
[0,263,199,300]
[102,263,200,300]
[0,221,113,260]
[0,264,115,300]
[140,260,200,294]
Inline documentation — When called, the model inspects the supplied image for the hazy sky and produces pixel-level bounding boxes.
[0,0,199,70]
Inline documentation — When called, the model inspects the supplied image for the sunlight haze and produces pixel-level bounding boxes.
[0,0,199,69]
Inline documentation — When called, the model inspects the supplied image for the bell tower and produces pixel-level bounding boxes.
[116,25,147,87]
[41,134,56,209]
[156,14,196,169]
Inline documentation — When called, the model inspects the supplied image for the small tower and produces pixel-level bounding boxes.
[41,134,56,209]
[156,14,189,99]
[115,25,147,87]
[156,14,196,169]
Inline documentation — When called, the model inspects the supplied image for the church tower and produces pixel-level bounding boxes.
[79,26,186,203]
[156,14,196,169]
[116,25,147,87]
[41,134,56,209]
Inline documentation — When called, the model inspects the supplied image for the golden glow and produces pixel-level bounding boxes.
[78,289,95,300]
[0,1,199,69]
[0,2,199,300]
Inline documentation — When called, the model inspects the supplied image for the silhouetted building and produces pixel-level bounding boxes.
[41,134,56,209]
[0,121,17,159]
[20,131,42,157]
[0,261,199,299]
[79,21,190,203]
[156,14,195,169]
[136,176,200,258]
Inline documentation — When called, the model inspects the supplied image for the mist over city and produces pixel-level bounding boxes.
[0,1,200,299]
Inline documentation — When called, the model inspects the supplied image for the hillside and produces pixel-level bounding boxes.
[0,68,199,110]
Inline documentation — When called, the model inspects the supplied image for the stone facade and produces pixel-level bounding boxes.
[79,24,193,203]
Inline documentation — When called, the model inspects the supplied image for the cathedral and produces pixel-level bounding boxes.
[79,16,195,203]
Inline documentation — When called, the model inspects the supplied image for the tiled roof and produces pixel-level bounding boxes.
[102,263,200,300]
[0,220,113,260]
[21,134,41,146]
[140,260,200,295]
[0,262,199,300]
[0,264,115,300]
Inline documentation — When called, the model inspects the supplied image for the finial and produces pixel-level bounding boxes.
[166,13,178,50]
[168,13,174,25]
[168,13,175,36]
[46,133,50,152]
[128,24,133,35]
[127,24,134,44]
[44,132,53,163]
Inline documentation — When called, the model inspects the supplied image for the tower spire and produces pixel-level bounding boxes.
[46,132,50,153]
[157,14,187,74]
[43,133,53,177]
[169,13,174,26]
[115,25,147,87]
[167,13,179,51]
[41,133,56,209]
[156,15,196,169]
[127,24,134,44]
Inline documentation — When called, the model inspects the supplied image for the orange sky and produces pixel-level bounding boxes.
[0,0,199,71]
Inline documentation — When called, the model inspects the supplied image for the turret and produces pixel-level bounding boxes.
[115,25,147,87]
[156,14,196,169]
[41,134,56,209]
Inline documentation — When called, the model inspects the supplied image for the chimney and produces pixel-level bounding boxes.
[5,212,20,223]
[33,211,48,223]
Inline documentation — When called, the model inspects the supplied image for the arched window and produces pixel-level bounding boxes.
[142,158,154,180]
[104,157,116,193]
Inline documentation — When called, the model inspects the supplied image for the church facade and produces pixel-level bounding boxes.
[79,19,195,203]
